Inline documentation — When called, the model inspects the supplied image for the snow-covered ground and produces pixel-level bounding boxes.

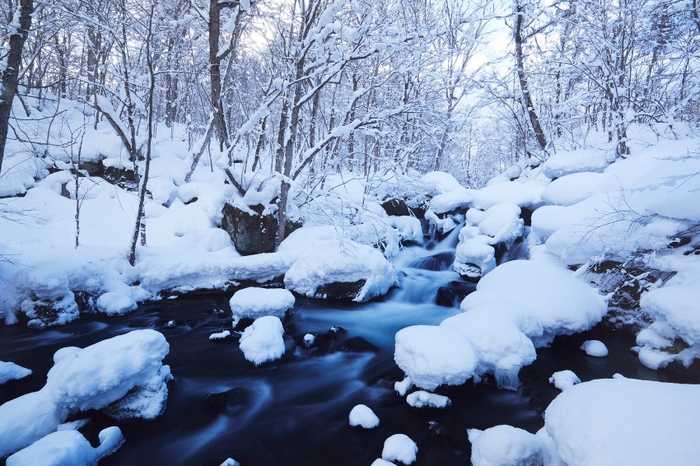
[2,97,700,464]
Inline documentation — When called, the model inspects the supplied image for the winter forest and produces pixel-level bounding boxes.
[1,0,700,464]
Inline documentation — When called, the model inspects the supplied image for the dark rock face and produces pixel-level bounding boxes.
[79,160,105,177]
[436,280,477,308]
[409,251,455,271]
[382,198,411,217]
[220,203,301,255]
[314,279,366,301]
[104,165,137,191]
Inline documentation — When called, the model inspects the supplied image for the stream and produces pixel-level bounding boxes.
[1,231,697,465]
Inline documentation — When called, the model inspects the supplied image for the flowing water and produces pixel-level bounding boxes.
[1,234,697,465]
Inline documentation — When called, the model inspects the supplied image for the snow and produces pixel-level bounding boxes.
[371,460,395,466]
[0,361,32,385]
[381,434,418,465]
[468,425,544,466]
[428,186,472,214]
[389,216,423,244]
[303,333,315,347]
[96,292,138,316]
[348,404,380,428]
[219,459,240,466]
[420,171,463,196]
[394,325,478,391]
[544,378,700,466]
[471,181,544,210]
[540,172,620,206]
[641,285,700,346]
[549,370,581,391]
[405,390,451,408]
[229,287,295,322]
[209,330,231,340]
[0,329,170,458]
[580,340,608,357]
[6,426,124,466]
[541,148,611,179]
[238,316,286,366]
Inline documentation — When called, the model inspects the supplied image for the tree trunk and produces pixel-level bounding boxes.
[0,0,33,174]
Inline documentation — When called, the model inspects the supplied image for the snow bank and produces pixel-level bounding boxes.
[540,172,620,206]
[468,425,545,466]
[0,329,170,458]
[541,148,610,179]
[382,434,418,465]
[0,361,32,385]
[394,325,478,391]
[229,287,295,322]
[348,404,379,428]
[471,181,544,210]
[6,426,124,466]
[238,316,286,366]
[545,378,700,465]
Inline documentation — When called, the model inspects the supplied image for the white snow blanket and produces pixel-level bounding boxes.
[545,378,700,466]
[0,330,170,458]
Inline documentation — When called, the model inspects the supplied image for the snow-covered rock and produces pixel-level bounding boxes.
[541,149,611,179]
[382,434,418,465]
[229,287,295,323]
[468,425,545,466]
[406,391,451,409]
[540,172,620,206]
[429,187,472,215]
[6,426,124,466]
[580,340,608,357]
[545,378,700,466]
[471,181,544,210]
[0,361,32,385]
[96,292,138,316]
[348,404,379,428]
[394,325,478,391]
[549,370,581,391]
[238,316,286,366]
[0,329,170,458]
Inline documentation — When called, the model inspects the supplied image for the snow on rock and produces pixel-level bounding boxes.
[209,330,231,341]
[541,148,611,179]
[641,284,700,346]
[6,426,124,466]
[580,340,608,357]
[229,287,295,322]
[0,361,32,385]
[348,404,380,429]
[471,181,544,210]
[468,425,545,466]
[238,316,286,366]
[219,459,240,466]
[394,325,478,391]
[540,172,620,206]
[476,203,523,245]
[389,216,423,245]
[20,291,80,328]
[544,378,700,466]
[453,237,496,280]
[382,434,418,465]
[420,171,463,196]
[462,260,608,344]
[96,292,138,316]
[371,459,395,466]
[406,391,451,409]
[549,370,581,391]
[0,329,170,458]
[282,226,397,302]
[428,187,472,215]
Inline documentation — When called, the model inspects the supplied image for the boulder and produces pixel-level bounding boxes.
[221,203,301,255]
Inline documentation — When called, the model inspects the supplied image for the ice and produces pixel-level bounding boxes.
[580,340,608,357]
[541,148,610,178]
[238,316,286,366]
[6,426,124,466]
[229,287,295,322]
[96,292,138,316]
[348,404,380,428]
[405,391,451,408]
[381,434,418,465]
[468,425,545,466]
[0,329,170,458]
[545,378,700,465]
[394,325,478,391]
[0,361,32,385]
[548,370,581,391]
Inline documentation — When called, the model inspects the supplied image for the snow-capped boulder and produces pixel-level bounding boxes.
[468,425,545,466]
[382,434,418,465]
[0,361,32,385]
[348,404,380,429]
[96,292,138,316]
[541,148,611,179]
[549,370,581,391]
[238,316,286,366]
[229,287,295,323]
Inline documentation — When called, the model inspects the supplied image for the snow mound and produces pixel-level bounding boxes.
[641,285,700,346]
[348,404,379,428]
[282,227,397,302]
[389,216,423,245]
[371,459,395,466]
[545,378,700,466]
[6,426,124,466]
[549,370,581,391]
[542,149,610,179]
[406,391,451,409]
[471,181,544,210]
[239,316,286,366]
[382,433,418,465]
[394,325,478,391]
[462,260,608,344]
[540,172,620,206]
[420,171,463,196]
[96,292,138,316]
[429,187,472,215]
[229,287,295,322]
[580,340,608,357]
[0,330,170,458]
[468,425,545,466]
[0,361,32,385]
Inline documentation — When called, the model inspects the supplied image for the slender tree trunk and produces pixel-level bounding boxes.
[0,0,34,174]
[514,0,547,151]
